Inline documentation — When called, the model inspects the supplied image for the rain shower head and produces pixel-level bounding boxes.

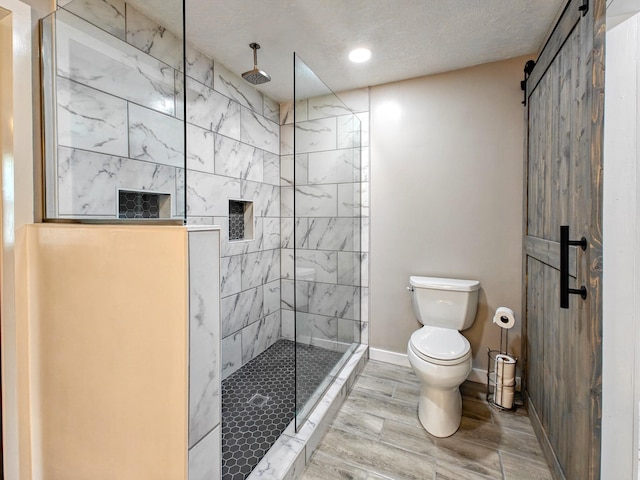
[242,43,271,85]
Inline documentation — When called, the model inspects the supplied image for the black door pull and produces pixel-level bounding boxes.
[560,225,587,309]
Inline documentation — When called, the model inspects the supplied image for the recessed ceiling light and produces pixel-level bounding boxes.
[348,48,371,63]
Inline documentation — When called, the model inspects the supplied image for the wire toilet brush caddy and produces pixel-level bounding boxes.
[486,307,518,410]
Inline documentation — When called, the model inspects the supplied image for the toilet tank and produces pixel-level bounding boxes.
[409,276,480,330]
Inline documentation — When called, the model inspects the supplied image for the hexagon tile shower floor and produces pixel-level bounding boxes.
[221,339,345,480]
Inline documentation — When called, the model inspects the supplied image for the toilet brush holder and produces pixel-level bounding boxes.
[486,327,518,411]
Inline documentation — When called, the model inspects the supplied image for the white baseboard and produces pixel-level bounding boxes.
[368,349,521,390]
[368,347,411,368]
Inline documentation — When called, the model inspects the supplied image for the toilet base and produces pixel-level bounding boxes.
[417,385,462,438]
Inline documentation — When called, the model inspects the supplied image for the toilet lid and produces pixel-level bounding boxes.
[410,327,471,364]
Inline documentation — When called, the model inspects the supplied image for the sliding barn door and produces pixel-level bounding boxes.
[523,0,605,479]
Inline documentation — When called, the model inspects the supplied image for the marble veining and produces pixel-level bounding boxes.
[295,185,338,217]
[221,286,263,338]
[241,312,280,364]
[221,332,242,380]
[186,77,240,138]
[241,249,280,291]
[294,118,337,154]
[308,149,361,184]
[188,230,220,448]
[263,152,280,186]
[56,9,176,116]
[337,252,363,287]
[337,183,362,217]
[214,61,263,114]
[241,107,280,155]
[263,96,280,124]
[57,146,176,216]
[186,45,214,88]
[56,76,128,157]
[308,93,354,120]
[187,123,215,173]
[220,255,242,298]
[297,312,338,342]
[263,218,281,250]
[186,170,241,217]
[308,283,360,320]
[61,0,126,40]
[308,218,360,252]
[295,250,338,284]
[337,115,362,149]
[263,280,281,316]
[125,5,183,71]
[214,134,263,182]
[240,181,280,218]
[128,103,184,167]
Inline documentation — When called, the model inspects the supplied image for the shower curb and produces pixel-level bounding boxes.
[246,344,368,480]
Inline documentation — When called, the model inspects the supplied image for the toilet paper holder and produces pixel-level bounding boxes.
[486,324,519,411]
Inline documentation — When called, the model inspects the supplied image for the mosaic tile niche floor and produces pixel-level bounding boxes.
[222,339,346,480]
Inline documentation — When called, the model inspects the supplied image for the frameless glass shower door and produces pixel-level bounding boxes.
[292,54,363,429]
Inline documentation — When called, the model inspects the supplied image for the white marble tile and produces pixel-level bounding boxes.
[247,434,305,480]
[337,183,362,217]
[263,152,280,186]
[186,77,240,138]
[263,96,280,123]
[281,309,295,340]
[220,255,242,298]
[241,249,280,290]
[361,217,370,253]
[57,146,176,217]
[175,70,184,120]
[337,252,361,286]
[361,181,370,217]
[188,426,221,480]
[263,280,280,316]
[280,155,293,187]
[337,114,362,149]
[297,312,337,342]
[294,99,309,122]
[187,123,215,173]
[338,318,360,344]
[308,284,360,320]
[280,186,294,217]
[56,76,128,157]
[281,279,294,311]
[187,216,215,225]
[280,101,294,125]
[214,135,263,182]
[186,170,241,217]
[241,312,280,363]
[175,167,185,218]
[281,249,294,280]
[360,319,369,345]
[295,218,310,249]
[56,9,176,116]
[295,185,337,217]
[128,103,184,167]
[294,117,337,154]
[221,331,242,380]
[219,216,265,257]
[241,107,280,155]
[296,250,338,284]
[188,230,220,448]
[280,123,294,156]
[214,61,263,114]
[308,92,353,120]
[360,252,369,288]
[361,287,369,323]
[295,154,309,185]
[62,0,126,40]
[280,218,293,249]
[186,45,214,88]
[125,5,182,71]
[308,218,360,251]
[308,149,360,185]
[263,217,280,250]
[221,286,263,338]
[240,181,279,217]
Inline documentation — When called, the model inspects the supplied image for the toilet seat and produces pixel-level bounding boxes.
[409,326,471,366]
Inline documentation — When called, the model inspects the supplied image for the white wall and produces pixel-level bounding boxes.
[369,57,526,374]
[602,5,640,479]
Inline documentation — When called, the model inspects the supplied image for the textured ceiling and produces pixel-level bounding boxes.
[128,0,566,103]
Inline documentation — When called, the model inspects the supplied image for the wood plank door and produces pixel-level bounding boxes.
[523,0,605,479]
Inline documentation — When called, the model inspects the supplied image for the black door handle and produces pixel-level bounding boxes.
[560,225,587,309]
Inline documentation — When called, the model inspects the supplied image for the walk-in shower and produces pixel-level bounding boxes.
[39,1,364,477]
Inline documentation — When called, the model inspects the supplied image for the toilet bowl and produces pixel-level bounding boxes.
[406,276,480,437]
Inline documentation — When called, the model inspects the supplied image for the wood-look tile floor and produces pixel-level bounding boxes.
[301,360,553,480]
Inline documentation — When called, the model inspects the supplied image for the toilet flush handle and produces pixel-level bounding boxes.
[406,286,414,292]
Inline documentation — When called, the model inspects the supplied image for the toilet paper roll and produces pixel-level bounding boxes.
[493,306,516,329]
[495,384,515,409]
[496,354,516,385]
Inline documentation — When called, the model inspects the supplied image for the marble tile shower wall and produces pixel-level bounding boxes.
[49,0,281,377]
[280,89,370,350]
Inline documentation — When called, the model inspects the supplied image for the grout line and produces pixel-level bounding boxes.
[498,450,506,480]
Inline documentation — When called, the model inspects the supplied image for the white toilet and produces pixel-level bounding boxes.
[406,275,480,437]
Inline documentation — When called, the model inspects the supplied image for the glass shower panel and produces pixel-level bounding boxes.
[294,54,362,429]
[41,0,186,222]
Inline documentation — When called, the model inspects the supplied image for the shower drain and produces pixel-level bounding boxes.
[248,393,270,408]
